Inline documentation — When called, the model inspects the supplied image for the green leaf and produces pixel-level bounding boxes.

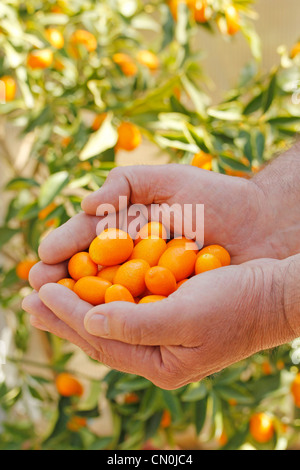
[241,23,262,62]
[222,425,249,450]
[243,92,264,115]
[76,406,100,419]
[43,396,71,446]
[170,95,189,115]
[218,154,251,172]
[80,113,118,160]
[243,133,254,165]
[52,352,74,370]
[262,71,277,114]
[187,125,211,153]
[1,267,18,289]
[255,131,265,163]
[194,397,208,435]
[182,76,208,118]
[162,390,183,422]
[38,171,69,209]
[214,385,253,404]
[182,382,207,402]
[88,436,113,450]
[17,202,40,221]
[208,108,242,121]
[6,177,39,191]
[145,411,164,441]
[136,386,161,421]
[28,385,43,401]
[24,106,53,133]
[267,116,300,126]
[0,387,22,409]
[213,365,246,386]
[116,376,151,393]
[0,227,19,248]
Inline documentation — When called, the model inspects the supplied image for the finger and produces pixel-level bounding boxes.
[81,165,179,215]
[29,261,69,291]
[38,213,99,264]
[22,292,99,356]
[30,316,49,331]
[38,284,101,347]
[37,284,163,381]
[84,286,198,346]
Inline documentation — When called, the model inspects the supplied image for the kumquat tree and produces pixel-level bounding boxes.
[1,0,300,451]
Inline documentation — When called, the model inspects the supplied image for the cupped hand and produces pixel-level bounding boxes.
[23,256,297,389]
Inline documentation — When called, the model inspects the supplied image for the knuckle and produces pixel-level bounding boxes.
[107,166,124,180]
[121,317,141,344]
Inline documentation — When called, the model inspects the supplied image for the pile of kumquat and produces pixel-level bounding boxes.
[57,222,231,305]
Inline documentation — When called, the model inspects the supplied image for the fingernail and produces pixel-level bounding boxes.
[85,313,109,337]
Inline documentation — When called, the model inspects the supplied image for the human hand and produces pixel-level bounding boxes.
[23,255,299,389]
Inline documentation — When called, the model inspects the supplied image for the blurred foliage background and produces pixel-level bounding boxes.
[1,0,300,450]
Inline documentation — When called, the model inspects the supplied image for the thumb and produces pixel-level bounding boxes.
[81,165,175,216]
[84,296,188,346]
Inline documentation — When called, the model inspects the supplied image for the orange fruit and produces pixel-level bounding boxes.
[113,53,138,76]
[120,61,138,77]
[54,58,65,71]
[124,393,140,404]
[113,259,150,297]
[113,53,132,65]
[136,50,159,71]
[158,246,196,282]
[291,42,300,59]
[145,266,177,296]
[249,413,275,443]
[16,260,38,281]
[45,28,64,49]
[97,265,121,283]
[51,6,63,13]
[27,49,54,69]
[160,410,172,428]
[191,0,209,23]
[166,237,199,254]
[38,202,57,221]
[228,398,237,407]
[139,295,167,304]
[91,113,107,131]
[67,416,87,432]
[173,85,181,100]
[218,430,228,447]
[116,122,142,152]
[55,373,83,397]
[129,237,167,267]
[68,252,98,281]
[291,373,300,407]
[89,228,134,266]
[195,253,222,274]
[276,360,285,371]
[135,222,167,244]
[70,29,97,52]
[225,5,240,36]
[168,0,187,21]
[62,136,72,147]
[105,284,135,303]
[197,245,231,267]
[57,278,76,290]
[191,151,213,171]
[262,361,272,376]
[74,276,112,305]
[177,279,188,288]
[0,76,17,101]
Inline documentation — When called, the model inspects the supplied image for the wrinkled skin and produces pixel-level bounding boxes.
[23,161,300,389]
